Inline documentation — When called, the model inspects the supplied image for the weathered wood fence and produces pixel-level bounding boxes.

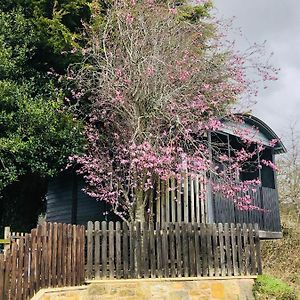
[0,223,85,300]
[86,221,262,280]
[153,175,208,224]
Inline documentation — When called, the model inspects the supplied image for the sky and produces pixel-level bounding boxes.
[213,0,300,144]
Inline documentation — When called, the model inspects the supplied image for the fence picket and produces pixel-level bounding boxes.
[142,222,149,278]
[94,221,100,279]
[0,254,4,300]
[182,223,189,277]
[175,223,182,277]
[109,222,115,279]
[254,224,262,275]
[122,222,129,279]
[200,223,208,276]
[0,221,263,297]
[188,223,195,277]
[116,222,121,279]
[87,221,93,279]
[156,222,162,278]
[169,223,176,278]
[149,222,156,278]
[102,221,108,278]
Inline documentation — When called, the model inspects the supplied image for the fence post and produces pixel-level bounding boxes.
[3,227,11,255]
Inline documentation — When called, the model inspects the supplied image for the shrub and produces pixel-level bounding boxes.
[253,274,297,300]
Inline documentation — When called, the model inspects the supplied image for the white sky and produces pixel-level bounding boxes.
[213,0,300,145]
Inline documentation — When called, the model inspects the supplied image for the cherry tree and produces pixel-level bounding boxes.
[70,0,278,223]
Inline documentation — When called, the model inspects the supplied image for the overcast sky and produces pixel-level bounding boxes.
[213,0,300,144]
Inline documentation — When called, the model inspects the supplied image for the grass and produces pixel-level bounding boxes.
[253,274,297,300]
[258,207,300,299]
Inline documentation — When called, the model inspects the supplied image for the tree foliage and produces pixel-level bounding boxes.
[71,0,278,222]
[0,1,92,191]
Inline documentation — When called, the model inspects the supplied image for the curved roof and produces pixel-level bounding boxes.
[221,114,287,155]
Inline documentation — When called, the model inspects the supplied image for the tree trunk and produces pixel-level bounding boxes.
[135,198,145,223]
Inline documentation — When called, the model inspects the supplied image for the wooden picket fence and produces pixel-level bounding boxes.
[86,221,262,280]
[0,223,85,300]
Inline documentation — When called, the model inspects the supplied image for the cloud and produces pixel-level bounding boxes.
[213,0,300,142]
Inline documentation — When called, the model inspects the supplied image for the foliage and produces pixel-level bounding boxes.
[253,274,297,300]
[0,2,91,192]
[70,0,278,222]
[0,0,92,73]
[277,124,300,222]
[261,207,300,296]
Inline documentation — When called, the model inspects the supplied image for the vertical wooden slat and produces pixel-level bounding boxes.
[231,223,238,276]
[129,223,135,278]
[200,223,208,276]
[161,181,166,224]
[188,223,195,277]
[116,222,121,279]
[94,221,100,279]
[135,222,142,278]
[50,224,57,287]
[254,224,262,275]
[193,223,201,277]
[171,178,176,222]
[80,226,86,283]
[47,223,53,287]
[200,176,206,223]
[67,224,72,286]
[177,177,182,223]
[218,223,226,277]
[10,242,17,300]
[212,223,219,276]
[166,180,170,223]
[101,221,107,278]
[236,223,243,276]
[23,234,30,299]
[72,225,77,286]
[242,223,250,275]
[36,225,43,290]
[109,222,115,279]
[122,222,129,279]
[142,222,149,278]
[224,223,232,276]
[207,225,214,277]
[75,225,80,285]
[182,223,189,277]
[248,223,256,275]
[190,177,195,223]
[195,175,200,223]
[40,224,47,289]
[61,224,66,286]
[4,250,11,300]
[162,223,168,278]
[184,174,189,223]
[62,223,68,286]
[175,223,182,277]
[156,182,161,223]
[0,254,5,300]
[149,222,156,278]
[57,224,63,286]
[16,237,24,299]
[169,223,176,278]
[156,222,162,278]
[87,221,93,279]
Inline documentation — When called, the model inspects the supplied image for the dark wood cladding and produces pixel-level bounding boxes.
[46,172,120,225]
[213,187,281,233]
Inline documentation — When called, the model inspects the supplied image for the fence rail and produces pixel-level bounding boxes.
[86,221,262,280]
[0,223,85,300]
